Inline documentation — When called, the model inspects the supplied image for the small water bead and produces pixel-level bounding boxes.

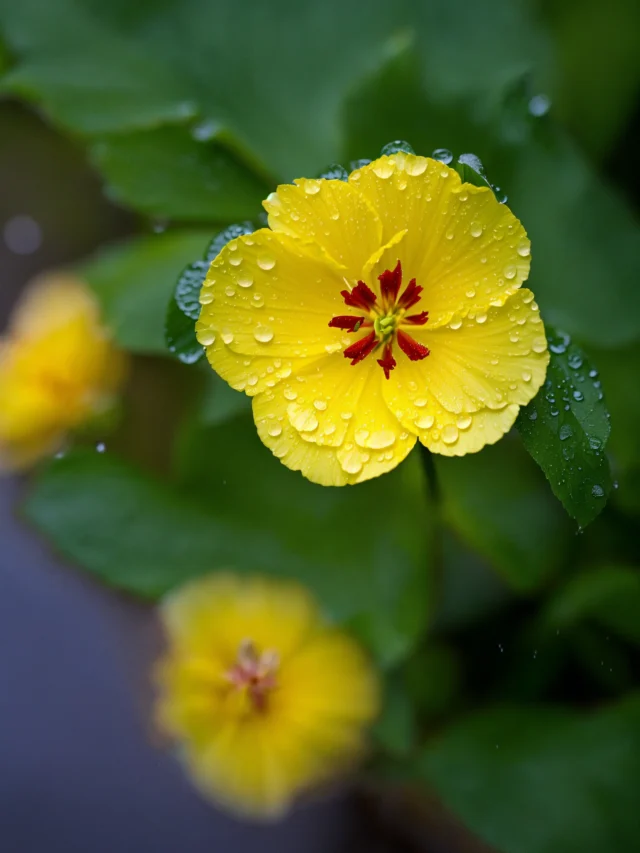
[258,256,276,271]
[504,265,517,280]
[200,290,214,305]
[304,181,321,195]
[313,399,327,411]
[446,231,455,240]
[476,313,487,325]
[470,225,483,238]
[252,293,265,307]
[341,411,353,420]
[340,450,364,475]
[415,414,435,430]
[559,424,573,441]
[403,157,427,177]
[197,329,216,346]
[449,319,462,330]
[372,162,395,180]
[268,423,283,437]
[238,274,253,288]
[442,424,459,444]
[589,437,602,451]
[367,430,396,450]
[517,243,531,258]
[414,398,427,408]
[229,255,242,267]
[247,375,259,387]
[532,336,547,353]
[528,408,538,421]
[355,429,369,446]
[290,408,318,432]
[457,415,472,430]
[465,289,476,299]
[522,369,532,382]
[591,484,605,498]
[254,325,274,343]
[432,148,453,164]
[568,352,583,370]
[573,390,584,402]
[509,331,520,343]
[283,388,297,401]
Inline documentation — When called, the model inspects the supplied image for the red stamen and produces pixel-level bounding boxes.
[397,329,430,361]
[404,311,429,325]
[378,260,402,304]
[344,331,378,365]
[341,281,377,311]
[329,315,366,332]
[377,342,397,379]
[397,279,423,311]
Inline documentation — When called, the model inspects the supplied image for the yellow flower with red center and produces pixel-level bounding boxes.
[155,574,379,819]
[197,152,549,486]
[0,273,126,471]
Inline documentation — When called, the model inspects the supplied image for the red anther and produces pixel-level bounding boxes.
[341,281,377,311]
[397,278,423,311]
[378,260,403,304]
[397,329,430,361]
[329,315,366,332]
[404,311,429,325]
[377,342,397,379]
[344,331,378,365]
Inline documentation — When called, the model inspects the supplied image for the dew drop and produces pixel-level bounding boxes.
[284,388,298,401]
[268,424,282,437]
[304,181,321,195]
[415,414,435,430]
[414,397,427,408]
[341,411,353,420]
[313,399,327,411]
[367,430,396,449]
[532,336,547,353]
[470,225,483,238]
[517,243,531,258]
[197,329,216,346]
[258,256,276,271]
[200,290,214,305]
[573,390,584,402]
[432,148,453,164]
[404,158,427,176]
[522,369,532,382]
[591,484,605,498]
[442,424,459,444]
[457,415,472,430]
[559,424,573,441]
[476,313,487,324]
[254,325,274,343]
[289,408,318,432]
[504,265,517,280]
[238,274,253,288]
[449,319,462,330]
[340,450,364,475]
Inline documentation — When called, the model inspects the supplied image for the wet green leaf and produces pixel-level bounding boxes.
[517,327,612,527]
[419,696,640,853]
[434,439,573,591]
[81,231,211,354]
[91,126,267,222]
[26,435,433,667]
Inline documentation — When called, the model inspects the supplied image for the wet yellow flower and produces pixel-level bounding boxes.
[0,272,126,471]
[197,152,549,486]
[155,574,379,819]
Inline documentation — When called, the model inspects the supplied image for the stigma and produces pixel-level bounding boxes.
[225,638,279,712]
[328,261,430,379]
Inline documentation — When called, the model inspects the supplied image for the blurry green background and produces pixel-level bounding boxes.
[1,1,640,852]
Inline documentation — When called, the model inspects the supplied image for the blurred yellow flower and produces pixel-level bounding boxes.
[198,153,549,485]
[0,272,126,471]
[155,574,379,819]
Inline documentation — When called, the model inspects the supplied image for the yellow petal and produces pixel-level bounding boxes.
[350,153,530,325]
[263,177,383,281]
[383,289,548,426]
[198,229,352,370]
[252,355,416,485]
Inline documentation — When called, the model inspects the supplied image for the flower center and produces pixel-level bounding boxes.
[225,638,279,713]
[328,260,430,379]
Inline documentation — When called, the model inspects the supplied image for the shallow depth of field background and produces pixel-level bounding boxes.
[1,1,640,852]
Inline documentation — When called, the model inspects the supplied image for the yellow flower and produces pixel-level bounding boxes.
[155,574,379,819]
[197,152,549,486]
[0,272,126,471]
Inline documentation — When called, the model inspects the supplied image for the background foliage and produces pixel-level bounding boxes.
[1,1,639,850]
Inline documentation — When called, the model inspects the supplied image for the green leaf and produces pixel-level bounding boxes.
[195,375,252,427]
[174,414,433,666]
[165,223,256,363]
[434,439,573,591]
[543,565,640,646]
[517,328,612,527]
[91,126,268,223]
[82,231,212,354]
[26,433,433,667]
[371,673,417,757]
[419,696,640,853]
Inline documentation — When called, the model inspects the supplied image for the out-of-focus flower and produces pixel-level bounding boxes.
[197,152,549,486]
[0,272,126,471]
[155,573,380,819]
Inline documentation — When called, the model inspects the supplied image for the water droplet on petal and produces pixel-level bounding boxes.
[340,450,364,475]
[268,424,282,437]
[442,424,459,444]
[504,265,517,280]
[517,243,531,258]
[200,290,214,305]
[366,430,396,449]
[476,313,487,324]
[532,336,547,353]
[254,325,274,343]
[470,225,483,238]
[284,388,297,401]
[198,329,216,346]
[404,157,427,176]
[289,407,318,432]
[522,369,532,382]
[225,286,236,297]
[414,398,427,408]
[313,399,327,411]
[258,256,276,271]
[415,414,435,430]
[457,415,472,430]
[238,274,253,288]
